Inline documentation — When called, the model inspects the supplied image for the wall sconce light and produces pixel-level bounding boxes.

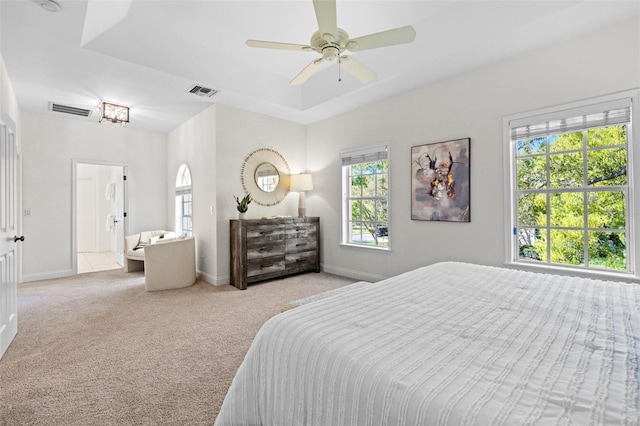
[289,173,313,217]
[99,102,129,126]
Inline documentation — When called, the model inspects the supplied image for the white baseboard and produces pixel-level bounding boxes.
[320,264,384,283]
[22,269,73,283]
[197,270,230,286]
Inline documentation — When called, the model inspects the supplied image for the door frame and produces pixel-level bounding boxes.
[71,159,128,274]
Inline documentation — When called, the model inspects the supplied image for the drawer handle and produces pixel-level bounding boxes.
[296,243,307,247]
[260,231,274,235]
[296,258,305,262]
[261,264,273,268]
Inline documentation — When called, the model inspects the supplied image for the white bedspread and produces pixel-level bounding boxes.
[215,262,640,425]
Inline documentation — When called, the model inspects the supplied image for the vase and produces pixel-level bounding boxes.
[238,212,246,220]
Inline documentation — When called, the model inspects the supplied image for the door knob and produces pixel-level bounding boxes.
[14,235,25,242]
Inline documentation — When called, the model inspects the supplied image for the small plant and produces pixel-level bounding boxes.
[234,193,252,213]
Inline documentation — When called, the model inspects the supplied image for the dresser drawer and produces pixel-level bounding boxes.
[285,223,317,239]
[247,224,285,240]
[285,251,317,272]
[247,240,285,259]
[247,255,285,277]
[286,237,315,254]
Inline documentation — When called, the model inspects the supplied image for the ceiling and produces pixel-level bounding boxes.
[1,0,638,134]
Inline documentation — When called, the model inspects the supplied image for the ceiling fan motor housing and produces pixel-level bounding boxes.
[311,28,350,60]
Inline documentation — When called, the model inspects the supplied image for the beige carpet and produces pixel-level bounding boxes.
[0,269,356,425]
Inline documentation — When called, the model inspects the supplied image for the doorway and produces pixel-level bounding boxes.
[73,162,126,274]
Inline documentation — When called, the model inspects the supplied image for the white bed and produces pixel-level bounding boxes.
[215,262,640,425]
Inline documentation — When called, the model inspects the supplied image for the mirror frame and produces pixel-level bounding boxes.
[241,148,290,206]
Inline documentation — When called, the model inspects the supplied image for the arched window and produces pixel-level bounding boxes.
[175,163,192,236]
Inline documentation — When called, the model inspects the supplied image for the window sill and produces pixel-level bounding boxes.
[503,261,639,283]
[339,243,392,253]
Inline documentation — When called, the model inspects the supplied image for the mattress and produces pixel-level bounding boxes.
[215,262,640,425]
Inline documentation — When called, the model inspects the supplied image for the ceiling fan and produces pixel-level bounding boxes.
[246,0,416,85]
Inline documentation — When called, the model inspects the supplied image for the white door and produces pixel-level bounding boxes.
[0,118,19,359]
[114,170,125,266]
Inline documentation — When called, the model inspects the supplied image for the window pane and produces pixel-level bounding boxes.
[518,193,547,226]
[587,125,626,148]
[350,175,362,197]
[360,175,375,197]
[550,229,584,266]
[518,228,546,262]
[517,156,546,190]
[587,148,627,186]
[361,200,375,220]
[376,199,388,220]
[550,192,583,228]
[549,132,582,152]
[516,136,546,155]
[588,231,626,271]
[350,200,362,221]
[377,173,388,195]
[587,191,626,229]
[549,152,583,188]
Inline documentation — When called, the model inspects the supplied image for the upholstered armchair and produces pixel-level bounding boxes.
[143,236,196,292]
[124,230,173,272]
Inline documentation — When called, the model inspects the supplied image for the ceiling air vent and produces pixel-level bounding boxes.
[49,102,93,117]
[187,84,219,98]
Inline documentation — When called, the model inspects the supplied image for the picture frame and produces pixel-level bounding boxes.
[411,138,470,222]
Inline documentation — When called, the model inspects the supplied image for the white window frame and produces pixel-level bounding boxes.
[340,144,391,251]
[175,163,192,236]
[503,89,640,281]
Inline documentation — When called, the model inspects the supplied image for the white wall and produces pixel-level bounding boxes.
[21,112,168,281]
[167,104,307,284]
[307,17,640,282]
[215,105,307,283]
[167,105,218,283]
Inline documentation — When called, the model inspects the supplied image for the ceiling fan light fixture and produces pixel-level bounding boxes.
[322,46,339,61]
[99,102,130,126]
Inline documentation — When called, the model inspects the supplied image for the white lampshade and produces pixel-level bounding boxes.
[289,174,313,192]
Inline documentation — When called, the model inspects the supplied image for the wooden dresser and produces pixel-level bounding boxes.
[230,217,320,290]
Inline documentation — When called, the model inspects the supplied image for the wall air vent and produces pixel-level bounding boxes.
[187,84,219,98]
[49,102,93,117]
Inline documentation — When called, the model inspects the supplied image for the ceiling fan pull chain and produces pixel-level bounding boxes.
[338,54,342,82]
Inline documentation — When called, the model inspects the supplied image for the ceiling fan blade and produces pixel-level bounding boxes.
[313,0,337,41]
[291,58,325,85]
[246,40,311,52]
[340,56,376,84]
[347,25,416,52]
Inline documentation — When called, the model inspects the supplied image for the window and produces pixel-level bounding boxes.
[341,144,390,249]
[504,91,639,277]
[175,164,192,236]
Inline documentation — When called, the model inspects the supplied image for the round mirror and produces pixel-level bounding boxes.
[241,148,290,206]
[254,162,279,193]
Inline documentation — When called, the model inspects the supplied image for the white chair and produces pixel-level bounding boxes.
[143,236,196,291]
[124,230,172,272]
